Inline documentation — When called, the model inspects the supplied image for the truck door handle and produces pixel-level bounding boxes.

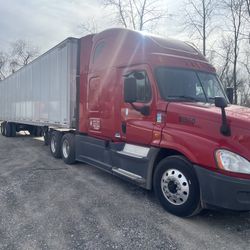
[121,122,126,134]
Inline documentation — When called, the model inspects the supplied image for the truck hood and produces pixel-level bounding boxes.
[167,102,250,130]
[165,102,250,161]
[226,105,250,128]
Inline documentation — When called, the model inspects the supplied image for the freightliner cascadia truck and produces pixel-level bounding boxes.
[1,28,250,217]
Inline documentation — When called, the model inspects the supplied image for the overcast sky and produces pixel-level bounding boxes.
[0,0,183,53]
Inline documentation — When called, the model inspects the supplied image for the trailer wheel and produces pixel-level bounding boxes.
[153,156,201,217]
[1,121,6,136]
[61,133,76,164]
[43,131,50,145]
[50,131,62,158]
[5,122,13,137]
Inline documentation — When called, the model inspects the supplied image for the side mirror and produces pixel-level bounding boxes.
[226,87,234,104]
[215,96,228,109]
[215,96,230,136]
[124,78,137,103]
[140,106,150,116]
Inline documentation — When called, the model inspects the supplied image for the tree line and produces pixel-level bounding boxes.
[0,40,39,80]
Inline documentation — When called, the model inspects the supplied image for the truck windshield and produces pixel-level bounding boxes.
[155,67,227,103]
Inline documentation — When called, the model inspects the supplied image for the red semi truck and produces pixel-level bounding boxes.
[1,28,250,217]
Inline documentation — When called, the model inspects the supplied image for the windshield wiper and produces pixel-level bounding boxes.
[167,95,200,102]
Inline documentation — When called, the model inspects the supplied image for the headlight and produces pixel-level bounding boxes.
[215,149,250,174]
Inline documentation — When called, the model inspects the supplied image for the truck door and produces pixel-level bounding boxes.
[119,65,156,145]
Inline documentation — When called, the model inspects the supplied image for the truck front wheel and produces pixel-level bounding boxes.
[153,156,201,217]
[50,131,62,158]
[61,133,76,164]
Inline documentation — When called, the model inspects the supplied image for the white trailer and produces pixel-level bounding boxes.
[0,37,78,130]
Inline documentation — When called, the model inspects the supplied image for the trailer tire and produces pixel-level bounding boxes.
[50,131,62,158]
[5,122,13,137]
[61,133,76,164]
[153,156,201,217]
[1,121,7,136]
[43,131,50,146]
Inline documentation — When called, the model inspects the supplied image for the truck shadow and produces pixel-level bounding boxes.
[75,161,250,225]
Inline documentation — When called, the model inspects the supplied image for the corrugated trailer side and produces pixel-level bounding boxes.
[0,37,78,128]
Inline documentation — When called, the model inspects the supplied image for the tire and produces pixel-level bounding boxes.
[153,156,201,217]
[61,133,76,164]
[43,131,50,146]
[50,131,63,158]
[5,122,12,137]
[1,121,6,136]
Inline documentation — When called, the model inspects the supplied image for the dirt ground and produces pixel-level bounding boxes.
[0,133,250,250]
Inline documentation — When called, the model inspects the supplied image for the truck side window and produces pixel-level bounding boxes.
[88,77,100,111]
[93,41,105,63]
[126,71,152,103]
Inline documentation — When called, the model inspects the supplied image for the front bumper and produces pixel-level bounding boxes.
[194,165,250,211]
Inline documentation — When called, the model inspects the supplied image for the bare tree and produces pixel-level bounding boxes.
[81,17,99,34]
[10,40,39,73]
[245,0,250,43]
[222,0,245,104]
[183,0,217,57]
[246,0,250,16]
[216,37,234,88]
[0,52,8,80]
[238,52,250,106]
[244,50,250,75]
[103,0,166,31]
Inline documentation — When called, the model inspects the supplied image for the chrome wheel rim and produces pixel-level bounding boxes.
[161,169,190,205]
[51,136,56,153]
[62,139,69,158]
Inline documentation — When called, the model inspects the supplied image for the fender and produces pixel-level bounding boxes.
[160,128,219,169]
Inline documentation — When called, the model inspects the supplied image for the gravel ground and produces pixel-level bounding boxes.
[0,133,250,250]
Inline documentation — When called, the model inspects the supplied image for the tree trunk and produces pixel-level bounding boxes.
[202,0,206,57]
